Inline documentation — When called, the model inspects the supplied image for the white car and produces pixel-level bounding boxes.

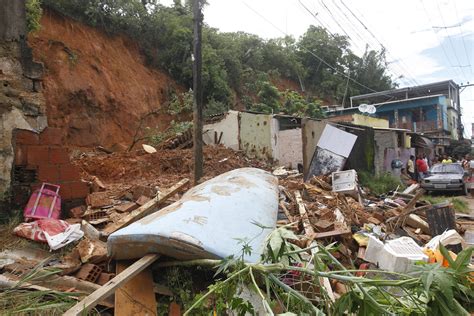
[421,163,469,195]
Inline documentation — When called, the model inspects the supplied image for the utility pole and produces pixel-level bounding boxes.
[192,0,203,185]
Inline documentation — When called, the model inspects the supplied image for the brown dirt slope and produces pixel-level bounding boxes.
[28,10,180,149]
[74,146,269,195]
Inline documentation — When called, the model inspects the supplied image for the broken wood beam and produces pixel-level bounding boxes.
[0,274,57,292]
[402,183,419,195]
[63,254,159,316]
[115,262,157,316]
[405,214,430,234]
[279,201,295,223]
[102,179,190,236]
[311,228,351,239]
[295,190,315,236]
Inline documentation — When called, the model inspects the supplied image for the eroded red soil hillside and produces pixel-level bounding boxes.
[28,10,180,149]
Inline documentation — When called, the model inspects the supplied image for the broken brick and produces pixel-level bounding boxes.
[91,176,106,192]
[97,273,115,286]
[136,195,151,206]
[69,205,86,218]
[77,238,108,264]
[314,219,334,232]
[132,185,156,200]
[75,263,102,283]
[86,192,112,208]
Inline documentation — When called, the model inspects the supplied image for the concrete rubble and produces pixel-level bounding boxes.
[0,144,472,315]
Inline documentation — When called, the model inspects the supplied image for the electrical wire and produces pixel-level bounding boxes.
[434,0,469,82]
[418,0,462,80]
[241,0,390,96]
[297,0,332,36]
[332,0,418,87]
[448,0,472,72]
[338,0,420,86]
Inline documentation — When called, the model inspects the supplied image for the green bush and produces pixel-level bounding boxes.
[167,91,193,115]
[41,0,396,112]
[148,120,192,146]
[26,0,43,33]
[204,98,228,117]
[359,171,404,196]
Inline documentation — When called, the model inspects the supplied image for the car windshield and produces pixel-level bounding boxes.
[430,164,463,174]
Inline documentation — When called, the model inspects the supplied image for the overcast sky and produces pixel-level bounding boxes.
[161,0,474,138]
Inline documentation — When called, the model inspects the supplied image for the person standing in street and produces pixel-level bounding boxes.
[416,154,428,181]
[407,155,416,180]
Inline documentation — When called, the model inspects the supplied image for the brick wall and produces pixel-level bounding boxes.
[12,128,89,209]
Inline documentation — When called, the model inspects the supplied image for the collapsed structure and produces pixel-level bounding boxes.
[0,1,472,315]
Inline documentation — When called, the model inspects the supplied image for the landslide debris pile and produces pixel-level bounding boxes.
[0,147,472,315]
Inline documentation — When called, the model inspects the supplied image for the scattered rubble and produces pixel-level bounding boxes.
[1,148,472,315]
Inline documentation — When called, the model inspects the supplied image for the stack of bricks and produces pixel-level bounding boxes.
[12,127,89,207]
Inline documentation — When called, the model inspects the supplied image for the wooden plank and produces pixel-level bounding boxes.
[153,283,173,296]
[312,228,351,239]
[102,179,189,236]
[295,190,315,236]
[402,183,419,194]
[406,214,430,234]
[279,201,294,222]
[425,203,456,237]
[115,262,157,316]
[63,254,159,316]
[320,276,335,302]
[0,274,57,292]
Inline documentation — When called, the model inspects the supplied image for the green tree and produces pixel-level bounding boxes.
[41,1,396,112]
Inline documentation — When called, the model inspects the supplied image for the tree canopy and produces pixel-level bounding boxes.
[39,0,396,118]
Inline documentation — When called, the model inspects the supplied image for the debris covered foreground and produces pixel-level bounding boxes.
[0,146,472,315]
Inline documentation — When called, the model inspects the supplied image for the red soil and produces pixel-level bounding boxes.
[28,10,181,149]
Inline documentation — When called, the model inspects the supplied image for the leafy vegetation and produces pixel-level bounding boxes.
[25,0,43,33]
[167,91,193,115]
[155,226,474,315]
[40,0,395,117]
[147,120,192,146]
[359,171,404,195]
[0,264,95,315]
[422,195,469,213]
[447,139,472,159]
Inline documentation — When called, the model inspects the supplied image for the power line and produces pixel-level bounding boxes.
[337,0,420,86]
[318,0,365,52]
[241,0,394,97]
[450,0,472,73]
[330,0,370,45]
[296,0,337,39]
[418,0,462,80]
[434,0,469,82]
[338,0,421,87]
[298,0,417,87]
[331,0,418,86]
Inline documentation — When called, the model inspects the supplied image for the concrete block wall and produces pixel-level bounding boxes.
[12,128,89,208]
